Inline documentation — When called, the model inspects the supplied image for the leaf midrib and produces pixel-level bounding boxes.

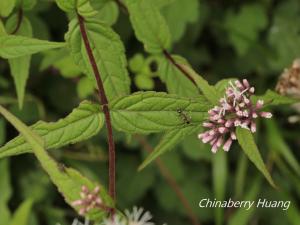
[0,109,100,153]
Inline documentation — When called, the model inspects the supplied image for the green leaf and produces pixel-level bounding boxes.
[278,191,300,225]
[157,55,198,97]
[0,104,112,220]
[275,157,300,197]
[0,21,7,35]
[267,1,300,70]
[139,125,201,170]
[29,15,50,40]
[0,159,12,225]
[225,3,267,56]
[9,199,33,225]
[40,49,81,78]
[54,56,82,78]
[234,153,248,199]
[5,15,33,109]
[0,93,209,158]
[0,101,104,159]
[129,54,145,73]
[90,0,111,9]
[110,92,211,134]
[0,35,66,59]
[265,120,300,176]
[181,64,221,104]
[0,112,7,146]
[154,0,175,9]
[228,178,261,225]
[40,49,68,70]
[254,90,299,106]
[16,0,37,10]
[66,18,130,101]
[77,76,95,98]
[162,0,199,42]
[96,1,119,26]
[0,0,16,17]
[134,74,154,90]
[236,127,276,188]
[77,0,98,17]
[90,0,119,26]
[55,0,76,12]
[125,0,171,53]
[213,150,227,225]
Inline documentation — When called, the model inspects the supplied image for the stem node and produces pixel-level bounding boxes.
[77,13,116,209]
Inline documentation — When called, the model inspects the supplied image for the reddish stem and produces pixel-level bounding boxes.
[11,9,23,35]
[162,49,196,85]
[77,14,116,208]
[113,0,196,86]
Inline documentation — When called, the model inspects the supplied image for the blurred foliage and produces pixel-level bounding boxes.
[0,0,299,225]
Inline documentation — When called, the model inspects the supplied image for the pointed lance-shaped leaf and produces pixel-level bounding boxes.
[0,0,16,17]
[0,159,12,224]
[139,125,202,170]
[213,150,227,225]
[55,0,98,17]
[236,127,277,188]
[110,91,212,134]
[124,0,171,53]
[157,55,199,97]
[5,15,33,109]
[55,0,76,12]
[0,104,113,220]
[9,199,33,225]
[0,101,104,159]
[180,64,222,105]
[0,35,66,59]
[66,18,130,101]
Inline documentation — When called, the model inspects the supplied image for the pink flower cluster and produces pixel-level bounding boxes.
[198,79,272,153]
[72,185,103,215]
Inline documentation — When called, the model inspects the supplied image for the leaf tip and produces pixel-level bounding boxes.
[137,162,147,172]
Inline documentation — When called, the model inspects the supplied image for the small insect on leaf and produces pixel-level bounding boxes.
[58,163,66,173]
[177,108,192,125]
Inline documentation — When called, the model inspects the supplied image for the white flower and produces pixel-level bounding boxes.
[125,207,154,225]
[101,207,165,225]
[101,215,126,225]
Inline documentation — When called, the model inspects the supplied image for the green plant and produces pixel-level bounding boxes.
[0,0,299,225]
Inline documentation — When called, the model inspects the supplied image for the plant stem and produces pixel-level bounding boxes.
[113,0,196,86]
[115,0,128,14]
[77,14,116,208]
[114,3,200,222]
[162,49,196,85]
[11,8,23,35]
[136,135,201,225]
[115,0,197,87]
